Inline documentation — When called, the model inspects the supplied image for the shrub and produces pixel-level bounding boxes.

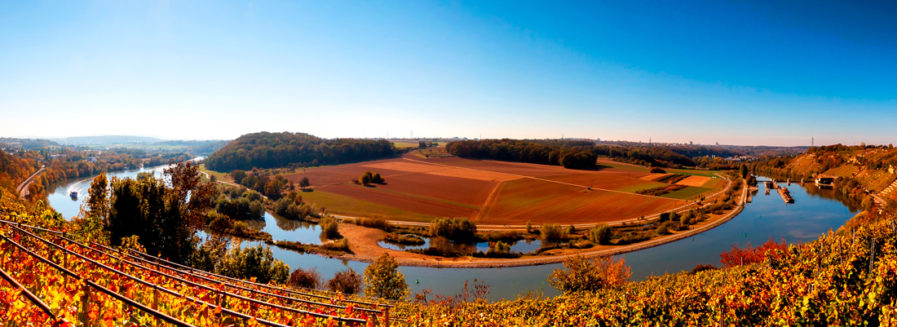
[548,255,631,293]
[540,224,566,245]
[429,217,477,242]
[571,239,594,249]
[364,253,408,300]
[216,243,289,284]
[659,211,680,222]
[679,212,693,226]
[320,217,341,239]
[288,267,320,289]
[384,233,425,245]
[416,237,474,257]
[690,264,716,274]
[616,232,650,245]
[588,225,613,245]
[649,167,666,173]
[208,213,233,233]
[358,217,391,230]
[273,194,316,221]
[486,241,512,257]
[720,238,787,267]
[321,238,350,252]
[326,268,363,294]
[655,221,678,235]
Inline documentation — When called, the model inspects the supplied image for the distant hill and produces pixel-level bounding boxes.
[53,135,164,146]
[205,132,397,171]
[0,137,60,150]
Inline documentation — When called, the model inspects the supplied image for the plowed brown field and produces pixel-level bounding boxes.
[279,153,723,224]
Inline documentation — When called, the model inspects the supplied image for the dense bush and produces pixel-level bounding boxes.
[273,193,316,221]
[655,221,678,235]
[288,267,321,289]
[215,194,264,220]
[429,218,477,242]
[485,241,513,257]
[326,268,363,294]
[215,243,289,284]
[321,238,350,252]
[384,233,425,245]
[540,224,566,245]
[719,238,787,267]
[320,217,341,240]
[364,253,408,300]
[588,225,613,245]
[548,255,631,293]
[357,217,391,230]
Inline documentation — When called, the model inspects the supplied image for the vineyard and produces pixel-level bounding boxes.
[0,198,398,326]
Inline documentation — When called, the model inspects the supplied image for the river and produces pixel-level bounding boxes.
[48,171,855,301]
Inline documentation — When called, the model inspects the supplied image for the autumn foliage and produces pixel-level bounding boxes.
[720,238,788,267]
[548,255,631,293]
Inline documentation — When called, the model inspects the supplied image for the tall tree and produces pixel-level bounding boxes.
[86,172,108,222]
[105,161,216,263]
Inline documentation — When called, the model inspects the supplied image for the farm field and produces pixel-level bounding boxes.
[280,152,725,224]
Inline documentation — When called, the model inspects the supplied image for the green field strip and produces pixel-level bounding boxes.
[615,182,669,193]
[660,186,712,200]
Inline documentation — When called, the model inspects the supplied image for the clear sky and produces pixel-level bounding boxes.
[1,1,895,146]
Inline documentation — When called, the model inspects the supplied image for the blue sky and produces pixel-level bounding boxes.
[1,1,895,146]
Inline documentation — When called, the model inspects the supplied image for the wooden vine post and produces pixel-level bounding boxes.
[78,281,91,325]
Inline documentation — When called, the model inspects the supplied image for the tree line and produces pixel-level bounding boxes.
[205,132,397,171]
[445,139,698,168]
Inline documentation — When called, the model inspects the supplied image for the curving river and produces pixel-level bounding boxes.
[49,169,855,301]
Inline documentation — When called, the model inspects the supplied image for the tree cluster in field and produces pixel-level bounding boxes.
[205,132,397,171]
[355,171,385,185]
[445,139,699,169]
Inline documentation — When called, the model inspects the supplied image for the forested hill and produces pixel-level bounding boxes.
[0,150,39,194]
[205,132,397,171]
